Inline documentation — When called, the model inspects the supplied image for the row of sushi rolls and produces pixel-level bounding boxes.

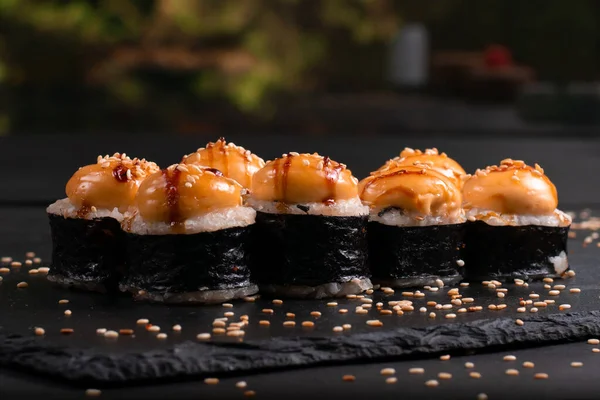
[47,138,571,303]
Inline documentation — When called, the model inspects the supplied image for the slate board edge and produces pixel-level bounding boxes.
[1,310,599,388]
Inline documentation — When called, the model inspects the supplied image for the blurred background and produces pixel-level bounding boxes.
[1,0,600,137]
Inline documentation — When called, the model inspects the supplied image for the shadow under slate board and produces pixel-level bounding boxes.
[0,209,599,388]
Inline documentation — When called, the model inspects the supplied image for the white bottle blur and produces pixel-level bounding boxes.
[388,23,429,88]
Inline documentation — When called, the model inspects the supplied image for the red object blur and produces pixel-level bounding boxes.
[484,45,513,68]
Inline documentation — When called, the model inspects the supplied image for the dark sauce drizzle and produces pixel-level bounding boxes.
[322,156,343,205]
[164,168,183,233]
[204,167,224,177]
[112,164,129,183]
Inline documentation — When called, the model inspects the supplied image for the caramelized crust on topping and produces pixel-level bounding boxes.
[375,148,466,188]
[136,163,244,223]
[463,159,558,215]
[66,153,159,212]
[359,166,462,216]
[251,153,359,204]
[181,137,265,188]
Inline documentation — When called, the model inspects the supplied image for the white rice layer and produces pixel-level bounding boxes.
[259,277,372,299]
[124,206,256,235]
[247,197,368,217]
[549,251,569,275]
[120,284,259,304]
[466,208,572,227]
[46,198,125,222]
[370,208,465,227]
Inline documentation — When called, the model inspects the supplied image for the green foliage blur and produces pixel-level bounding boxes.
[0,0,599,134]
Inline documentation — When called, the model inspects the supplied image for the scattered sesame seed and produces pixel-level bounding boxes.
[24,251,35,258]
[386,377,397,384]
[262,308,274,314]
[366,320,383,327]
[543,277,554,283]
[414,292,425,298]
[440,354,451,361]
[346,294,357,299]
[503,355,517,361]
[488,305,497,310]
[333,326,343,332]
[244,390,256,397]
[204,378,219,385]
[462,297,474,303]
[28,268,38,274]
[0,267,9,273]
[311,311,322,317]
[559,304,572,310]
[258,319,270,327]
[343,324,352,330]
[592,348,600,353]
[342,375,356,382]
[104,330,118,338]
[497,304,507,310]
[16,281,28,288]
[366,289,374,294]
[427,301,437,306]
[529,293,540,299]
[419,307,427,313]
[236,381,247,388]
[534,301,547,307]
[58,299,69,305]
[497,292,505,298]
[456,259,465,267]
[534,373,549,379]
[224,311,234,317]
[38,267,50,273]
[380,368,396,376]
[272,299,283,305]
[327,302,338,307]
[516,307,526,313]
[156,333,168,340]
[553,284,566,290]
[570,288,581,293]
[34,257,42,264]
[213,321,226,327]
[361,298,373,304]
[438,372,452,380]
[243,296,257,302]
[571,361,583,368]
[409,367,425,374]
[212,328,226,334]
[1,257,12,263]
[522,361,534,368]
[96,328,107,335]
[477,393,488,400]
[136,318,149,325]
[548,290,560,296]
[85,389,102,397]
[402,305,415,311]
[487,283,496,289]
[516,319,524,326]
[567,270,576,277]
[301,321,315,328]
[10,261,22,267]
[545,299,556,304]
[197,333,211,340]
[34,327,45,336]
[362,304,372,309]
[222,303,233,308]
[505,369,519,376]
[172,324,182,332]
[470,372,482,379]
[428,312,436,318]
[465,362,475,368]
[588,339,600,345]
[378,309,392,315]
[544,284,551,290]
[425,379,439,387]
[64,310,72,316]
[227,330,245,337]
[339,309,348,314]
[429,287,440,292]
[283,321,296,327]
[530,307,539,313]
[460,282,470,287]
[457,308,467,313]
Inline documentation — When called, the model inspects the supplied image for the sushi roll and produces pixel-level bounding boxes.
[120,163,258,304]
[248,153,371,298]
[181,137,265,188]
[46,153,160,292]
[462,159,571,281]
[360,165,465,287]
[375,148,466,188]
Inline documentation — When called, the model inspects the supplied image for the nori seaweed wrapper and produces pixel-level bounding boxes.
[250,212,370,286]
[463,220,570,281]
[368,221,465,287]
[121,226,252,294]
[48,214,126,292]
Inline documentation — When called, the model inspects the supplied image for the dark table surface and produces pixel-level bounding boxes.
[1,134,600,400]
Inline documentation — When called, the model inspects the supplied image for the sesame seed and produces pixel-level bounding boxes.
[342,375,356,382]
[343,324,352,330]
[244,390,256,397]
[529,293,540,299]
[224,311,234,317]
[487,283,496,289]
[362,304,372,309]
[534,373,549,379]
[227,330,245,337]
[570,288,581,293]
[460,282,470,287]
[438,372,452,380]
[522,361,534,368]
[548,290,560,296]
[96,328,107,335]
[170,324,181,332]
[366,320,383,327]
[156,333,168,339]
[504,355,517,361]
[553,284,566,290]
[236,381,247,388]
[534,301,547,307]
[197,333,211,340]
[28,268,38,274]
[0,267,9,273]
[414,292,425,298]
[516,307,526,313]
[447,288,460,295]
[497,304,507,310]
[452,299,462,305]
[380,368,395,375]
[477,394,487,400]
[559,304,572,310]
[259,319,270,327]
[488,305,497,310]
[439,354,450,361]
[427,301,437,306]
[361,298,373,304]
[262,308,274,314]
[243,296,257,302]
[419,307,427,313]
[567,270,576,277]
[1,256,12,263]
[213,321,226,327]
[435,278,444,287]
[544,284,551,289]
[383,288,395,295]
[588,339,600,345]
[104,330,118,338]
[283,321,295,327]
[272,299,283,305]
[530,307,539,313]
[346,294,357,299]
[402,291,414,297]
[497,292,505,298]
[311,311,322,317]
[16,281,28,288]
[462,297,474,303]
[571,361,583,368]
[212,328,226,334]
[222,303,233,308]
[402,305,415,311]
[10,261,22,267]
[456,259,465,267]
[57,299,69,305]
[505,369,519,376]
[425,380,439,387]
[465,362,475,368]
[339,309,348,314]
[204,378,219,385]
[64,309,72,316]
[457,308,467,313]
[34,327,45,336]
[333,326,343,332]
[543,277,554,283]
[592,348,600,353]
[409,367,425,374]
[327,302,338,307]
[38,267,50,273]
[470,372,482,379]
[386,377,397,384]
[429,312,436,318]
[429,287,439,292]
[516,319,524,326]
[85,389,102,397]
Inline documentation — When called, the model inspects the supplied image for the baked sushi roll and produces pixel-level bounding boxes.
[120,163,258,304]
[181,137,265,188]
[248,153,371,298]
[462,159,571,281]
[375,148,466,188]
[360,165,465,287]
[46,153,160,292]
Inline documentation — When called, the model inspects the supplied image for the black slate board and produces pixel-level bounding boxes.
[1,207,600,388]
